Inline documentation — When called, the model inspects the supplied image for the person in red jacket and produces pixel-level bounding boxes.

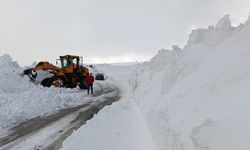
[85,73,94,94]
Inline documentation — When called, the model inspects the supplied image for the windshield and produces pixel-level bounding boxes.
[61,58,71,68]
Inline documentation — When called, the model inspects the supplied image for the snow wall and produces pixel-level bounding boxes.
[98,15,250,150]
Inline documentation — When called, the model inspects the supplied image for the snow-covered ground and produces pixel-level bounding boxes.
[62,97,156,150]
[62,15,250,150]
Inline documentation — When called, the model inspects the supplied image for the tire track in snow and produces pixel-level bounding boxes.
[0,83,120,150]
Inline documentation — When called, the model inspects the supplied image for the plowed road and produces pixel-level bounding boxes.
[0,83,120,150]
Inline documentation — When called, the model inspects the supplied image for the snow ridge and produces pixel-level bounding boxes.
[133,15,250,150]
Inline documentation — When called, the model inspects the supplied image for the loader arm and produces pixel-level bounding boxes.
[33,61,62,72]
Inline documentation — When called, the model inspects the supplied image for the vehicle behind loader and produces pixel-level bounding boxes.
[23,55,89,89]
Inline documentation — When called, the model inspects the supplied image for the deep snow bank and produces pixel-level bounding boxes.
[0,54,30,93]
[135,15,250,150]
[91,15,250,150]
[0,55,96,135]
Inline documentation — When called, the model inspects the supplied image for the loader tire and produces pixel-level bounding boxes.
[41,78,53,87]
[52,77,64,88]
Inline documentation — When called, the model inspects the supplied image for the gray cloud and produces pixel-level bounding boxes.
[0,0,250,65]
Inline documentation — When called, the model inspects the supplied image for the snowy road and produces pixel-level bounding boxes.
[0,83,120,150]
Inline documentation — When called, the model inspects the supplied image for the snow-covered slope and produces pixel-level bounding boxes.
[62,15,250,150]
[131,15,250,150]
[128,15,250,150]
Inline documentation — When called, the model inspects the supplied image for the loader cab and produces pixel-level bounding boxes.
[59,55,76,72]
[59,55,77,67]
[59,55,85,74]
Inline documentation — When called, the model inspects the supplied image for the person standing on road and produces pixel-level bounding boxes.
[85,73,94,94]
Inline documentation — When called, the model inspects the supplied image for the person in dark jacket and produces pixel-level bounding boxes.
[85,73,94,94]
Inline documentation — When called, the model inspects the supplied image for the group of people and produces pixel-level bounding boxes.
[85,73,94,94]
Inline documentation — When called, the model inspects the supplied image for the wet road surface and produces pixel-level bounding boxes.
[0,83,120,150]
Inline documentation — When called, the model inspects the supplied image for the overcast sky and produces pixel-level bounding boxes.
[0,0,250,66]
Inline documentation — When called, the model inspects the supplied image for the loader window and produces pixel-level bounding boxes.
[73,58,78,65]
[56,59,61,67]
[79,57,83,66]
[61,58,71,68]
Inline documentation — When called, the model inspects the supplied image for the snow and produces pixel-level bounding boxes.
[3,113,75,150]
[215,14,232,31]
[62,15,250,150]
[62,97,156,150]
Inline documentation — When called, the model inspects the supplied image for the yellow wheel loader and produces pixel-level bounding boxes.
[23,55,89,89]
